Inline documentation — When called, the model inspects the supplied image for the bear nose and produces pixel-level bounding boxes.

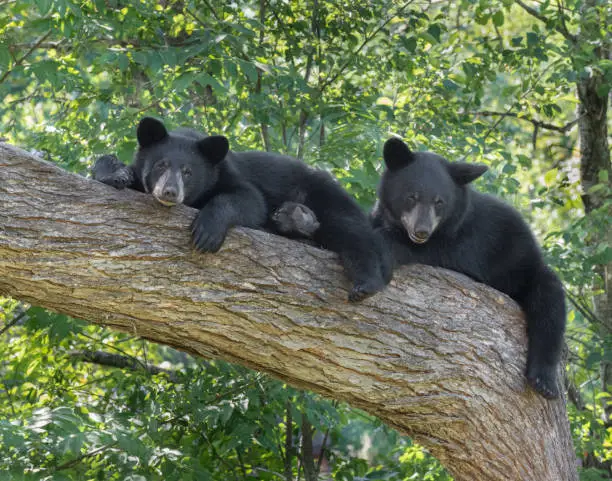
[414,230,430,241]
[162,187,177,201]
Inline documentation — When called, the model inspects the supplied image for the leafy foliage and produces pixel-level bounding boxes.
[0,0,610,479]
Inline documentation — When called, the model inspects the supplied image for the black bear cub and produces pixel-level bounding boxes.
[372,138,566,399]
[92,117,391,302]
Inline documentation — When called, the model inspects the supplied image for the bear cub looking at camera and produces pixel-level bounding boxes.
[92,117,391,302]
[371,137,566,399]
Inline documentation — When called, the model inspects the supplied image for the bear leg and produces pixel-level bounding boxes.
[522,266,566,399]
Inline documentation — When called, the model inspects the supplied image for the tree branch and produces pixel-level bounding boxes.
[514,0,577,43]
[474,110,580,133]
[0,30,52,85]
[54,442,118,471]
[0,143,578,481]
[0,311,26,336]
[68,349,179,381]
[320,0,416,91]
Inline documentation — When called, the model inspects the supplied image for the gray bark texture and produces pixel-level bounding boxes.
[0,143,578,481]
[577,0,612,423]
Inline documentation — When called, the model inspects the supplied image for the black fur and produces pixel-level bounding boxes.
[270,202,320,239]
[372,137,566,399]
[92,117,391,302]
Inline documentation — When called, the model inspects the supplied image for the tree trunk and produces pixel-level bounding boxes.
[0,144,578,481]
[577,1,612,422]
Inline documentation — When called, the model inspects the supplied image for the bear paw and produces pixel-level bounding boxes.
[92,155,133,190]
[348,277,385,303]
[191,212,228,253]
[272,202,320,238]
[526,363,560,399]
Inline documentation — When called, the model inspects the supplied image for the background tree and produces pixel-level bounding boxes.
[0,0,610,479]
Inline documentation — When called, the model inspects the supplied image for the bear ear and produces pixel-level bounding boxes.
[137,117,169,148]
[197,135,230,164]
[383,137,414,171]
[447,162,488,185]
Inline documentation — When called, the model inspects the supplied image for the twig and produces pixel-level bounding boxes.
[320,0,416,91]
[55,442,118,471]
[235,448,248,479]
[474,111,580,133]
[257,0,270,152]
[284,399,293,481]
[201,0,221,22]
[315,427,329,475]
[0,311,26,336]
[296,0,319,160]
[515,0,577,43]
[565,290,600,325]
[0,30,52,85]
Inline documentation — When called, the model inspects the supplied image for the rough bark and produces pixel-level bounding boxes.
[577,0,612,423]
[0,144,578,481]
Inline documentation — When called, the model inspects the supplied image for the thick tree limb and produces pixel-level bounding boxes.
[0,144,578,481]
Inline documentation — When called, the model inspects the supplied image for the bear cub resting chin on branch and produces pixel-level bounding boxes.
[92,117,391,302]
[291,137,566,400]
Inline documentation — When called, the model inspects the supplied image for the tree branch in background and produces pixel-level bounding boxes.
[54,443,119,472]
[474,111,580,133]
[0,311,27,336]
[0,30,52,85]
[68,350,179,382]
[320,0,416,91]
[514,0,577,43]
[300,414,317,481]
[257,0,270,152]
[284,399,293,481]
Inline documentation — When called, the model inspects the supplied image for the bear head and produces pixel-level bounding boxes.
[379,137,487,244]
[135,117,229,206]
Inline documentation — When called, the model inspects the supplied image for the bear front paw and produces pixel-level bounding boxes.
[526,363,560,399]
[92,155,133,190]
[348,277,385,303]
[191,213,228,253]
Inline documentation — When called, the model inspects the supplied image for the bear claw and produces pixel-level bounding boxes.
[191,213,228,253]
[526,364,560,399]
[348,278,385,303]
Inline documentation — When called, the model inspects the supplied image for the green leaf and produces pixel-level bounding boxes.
[427,24,441,43]
[527,32,539,48]
[544,168,558,186]
[196,72,227,93]
[585,350,602,369]
[588,246,612,265]
[419,32,438,45]
[442,79,459,91]
[401,36,417,54]
[238,59,258,84]
[492,10,505,27]
[34,0,52,14]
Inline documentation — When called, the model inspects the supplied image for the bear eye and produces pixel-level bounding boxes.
[157,159,169,170]
[434,198,445,207]
[181,166,192,178]
[406,193,417,201]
